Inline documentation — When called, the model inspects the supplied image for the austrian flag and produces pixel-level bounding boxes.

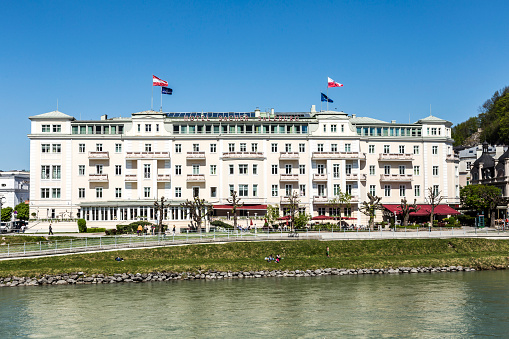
[328,77,343,88]
[153,75,168,87]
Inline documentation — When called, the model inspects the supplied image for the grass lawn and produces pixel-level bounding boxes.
[1,238,509,277]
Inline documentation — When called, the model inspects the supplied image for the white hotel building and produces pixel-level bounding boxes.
[28,106,459,228]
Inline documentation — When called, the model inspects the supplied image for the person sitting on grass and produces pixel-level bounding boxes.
[265,254,274,262]
[115,257,124,262]
[275,254,281,263]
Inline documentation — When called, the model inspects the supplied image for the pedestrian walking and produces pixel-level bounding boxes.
[326,246,330,258]
[172,225,176,236]
[49,224,53,235]
[137,224,142,236]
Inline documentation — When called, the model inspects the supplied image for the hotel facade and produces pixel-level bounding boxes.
[28,105,459,229]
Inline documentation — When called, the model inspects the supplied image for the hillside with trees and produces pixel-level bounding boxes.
[452,86,509,147]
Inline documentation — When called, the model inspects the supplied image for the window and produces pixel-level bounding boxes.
[239,164,248,175]
[145,144,152,152]
[333,184,341,196]
[299,184,306,196]
[115,188,122,198]
[240,143,247,152]
[399,185,406,197]
[466,162,471,170]
[414,185,420,197]
[115,144,122,153]
[41,188,50,199]
[331,124,337,132]
[433,185,440,196]
[272,185,278,197]
[42,125,50,132]
[413,166,420,175]
[156,124,159,132]
[78,188,85,199]
[52,125,61,133]
[333,164,340,178]
[175,187,182,198]
[211,187,217,198]
[78,165,85,176]
[210,144,217,153]
[144,187,151,198]
[249,143,258,152]
[431,128,437,135]
[175,165,182,175]
[252,164,258,175]
[331,144,338,152]
[345,164,352,175]
[285,184,292,196]
[369,185,376,196]
[299,165,306,175]
[144,164,151,178]
[413,145,419,154]
[384,165,391,175]
[369,165,375,175]
[79,144,86,153]
[229,184,235,195]
[368,145,375,153]
[52,165,61,179]
[252,184,258,197]
[285,164,292,174]
[272,165,278,175]
[318,184,325,196]
[345,184,352,195]
[175,144,182,153]
[317,164,325,175]
[285,143,292,152]
[229,143,235,152]
[399,165,405,175]
[115,165,122,175]
[299,143,305,152]
[210,165,217,175]
[323,124,327,132]
[432,146,438,155]
[192,165,199,175]
[42,144,50,153]
[193,144,200,152]
[345,143,351,152]
[383,145,390,153]
[96,165,103,174]
[317,143,324,152]
[41,166,50,179]
[271,143,278,153]
[145,124,151,132]
[433,166,439,176]
[344,207,351,217]
[96,187,103,198]
[399,145,405,154]
[52,144,61,153]
[229,164,234,175]
[318,207,326,215]
[93,144,102,152]
[239,184,248,197]
[384,185,391,197]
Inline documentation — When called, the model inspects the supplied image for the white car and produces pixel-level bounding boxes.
[0,222,8,233]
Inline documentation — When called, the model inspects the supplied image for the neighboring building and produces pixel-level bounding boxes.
[457,144,503,188]
[28,106,459,228]
[470,142,509,197]
[0,171,30,209]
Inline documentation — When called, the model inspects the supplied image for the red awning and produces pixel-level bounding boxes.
[278,215,291,220]
[312,215,334,220]
[383,204,460,216]
[213,204,267,210]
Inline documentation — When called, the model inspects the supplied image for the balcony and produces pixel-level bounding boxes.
[379,174,414,182]
[125,174,137,182]
[312,152,366,160]
[313,196,329,204]
[186,174,206,182]
[157,174,172,182]
[446,154,460,162]
[280,174,299,182]
[378,153,414,161]
[222,152,265,160]
[279,152,300,160]
[313,173,328,181]
[88,174,108,182]
[280,196,290,204]
[186,151,206,160]
[88,151,109,159]
[125,151,170,160]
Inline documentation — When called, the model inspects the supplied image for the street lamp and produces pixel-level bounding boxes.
[254,213,258,234]
[247,211,249,229]
[227,211,229,220]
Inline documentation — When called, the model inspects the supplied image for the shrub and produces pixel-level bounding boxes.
[116,221,155,234]
[86,227,106,233]
[105,229,118,236]
[210,220,233,229]
[457,214,475,226]
[77,219,87,233]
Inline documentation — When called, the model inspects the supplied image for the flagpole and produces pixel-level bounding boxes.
[160,87,163,112]
[320,93,323,112]
[151,85,154,111]
[327,86,329,112]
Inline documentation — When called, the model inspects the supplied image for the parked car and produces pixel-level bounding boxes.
[0,222,8,233]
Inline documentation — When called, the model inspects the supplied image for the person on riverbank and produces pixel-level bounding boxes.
[172,225,176,236]
[137,225,142,236]
[48,224,53,235]
[326,246,330,258]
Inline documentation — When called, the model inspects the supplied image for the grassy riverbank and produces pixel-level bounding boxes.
[1,238,509,277]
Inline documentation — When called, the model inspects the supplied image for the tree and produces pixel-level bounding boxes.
[266,204,280,227]
[460,184,506,227]
[1,207,13,222]
[14,202,29,221]
[154,196,170,235]
[360,193,383,231]
[425,187,444,226]
[286,190,301,231]
[77,219,87,233]
[227,190,243,230]
[180,197,212,233]
[328,186,352,220]
[294,213,311,229]
[399,198,420,227]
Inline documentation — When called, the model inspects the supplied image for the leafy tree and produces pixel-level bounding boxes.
[227,190,243,230]
[285,190,301,231]
[327,186,352,220]
[425,187,444,226]
[77,219,87,233]
[1,207,13,222]
[294,213,310,230]
[153,196,170,234]
[400,198,420,227]
[181,197,212,233]
[266,204,280,226]
[360,193,383,231]
[14,202,29,221]
[460,184,506,227]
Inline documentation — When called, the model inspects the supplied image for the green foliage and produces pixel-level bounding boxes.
[452,116,480,147]
[86,228,106,233]
[1,207,13,222]
[14,203,29,221]
[457,214,476,226]
[266,204,280,225]
[210,220,233,229]
[116,221,155,234]
[460,185,503,213]
[105,229,118,236]
[77,219,87,233]
[294,213,311,229]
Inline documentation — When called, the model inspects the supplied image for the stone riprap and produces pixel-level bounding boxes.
[0,266,478,287]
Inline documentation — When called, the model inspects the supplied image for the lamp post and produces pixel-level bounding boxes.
[247,211,249,230]
[227,211,229,220]
[254,213,258,235]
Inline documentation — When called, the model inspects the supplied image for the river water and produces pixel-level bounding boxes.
[1,270,509,338]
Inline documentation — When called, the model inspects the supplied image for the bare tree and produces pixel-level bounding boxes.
[154,196,170,234]
[286,190,301,231]
[425,187,443,226]
[227,190,243,230]
[360,193,384,231]
[399,198,420,227]
[180,197,212,233]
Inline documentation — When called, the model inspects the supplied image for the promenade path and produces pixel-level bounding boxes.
[1,227,508,260]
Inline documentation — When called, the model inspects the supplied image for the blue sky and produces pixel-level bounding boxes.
[1,1,509,170]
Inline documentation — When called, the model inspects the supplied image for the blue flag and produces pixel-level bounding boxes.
[162,87,173,95]
[321,93,333,103]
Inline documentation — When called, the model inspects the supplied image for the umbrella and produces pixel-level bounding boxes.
[250,219,253,226]
[312,215,334,220]
[278,215,291,220]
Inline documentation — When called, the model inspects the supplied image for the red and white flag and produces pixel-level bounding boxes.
[328,77,343,88]
[153,75,168,87]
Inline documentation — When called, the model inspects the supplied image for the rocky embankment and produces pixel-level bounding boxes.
[0,266,478,287]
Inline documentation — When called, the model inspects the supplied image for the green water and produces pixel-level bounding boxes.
[1,270,509,338]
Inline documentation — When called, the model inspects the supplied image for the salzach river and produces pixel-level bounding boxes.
[1,270,509,338]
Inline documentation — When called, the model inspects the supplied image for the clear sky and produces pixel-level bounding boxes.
[1,0,509,170]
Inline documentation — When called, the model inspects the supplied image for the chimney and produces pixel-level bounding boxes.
[254,108,261,117]
[271,108,275,115]
[352,114,356,118]
[101,114,108,120]
[311,105,316,113]
[391,120,396,123]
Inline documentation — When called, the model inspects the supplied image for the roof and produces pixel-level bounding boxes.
[383,204,460,216]
[416,115,452,127]
[350,116,388,124]
[29,110,75,120]
[212,204,267,210]
[472,152,495,168]
[498,148,509,162]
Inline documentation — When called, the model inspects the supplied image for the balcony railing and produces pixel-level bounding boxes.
[125,174,137,182]
[186,174,206,182]
[313,196,329,203]
[312,152,366,160]
[379,174,414,182]
[378,153,414,161]
[157,174,172,182]
[88,174,108,182]
[88,151,109,159]
[125,151,170,160]
[222,152,265,159]
[313,173,328,181]
[280,174,299,181]
[279,152,300,160]
[186,151,206,159]
[446,154,460,162]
